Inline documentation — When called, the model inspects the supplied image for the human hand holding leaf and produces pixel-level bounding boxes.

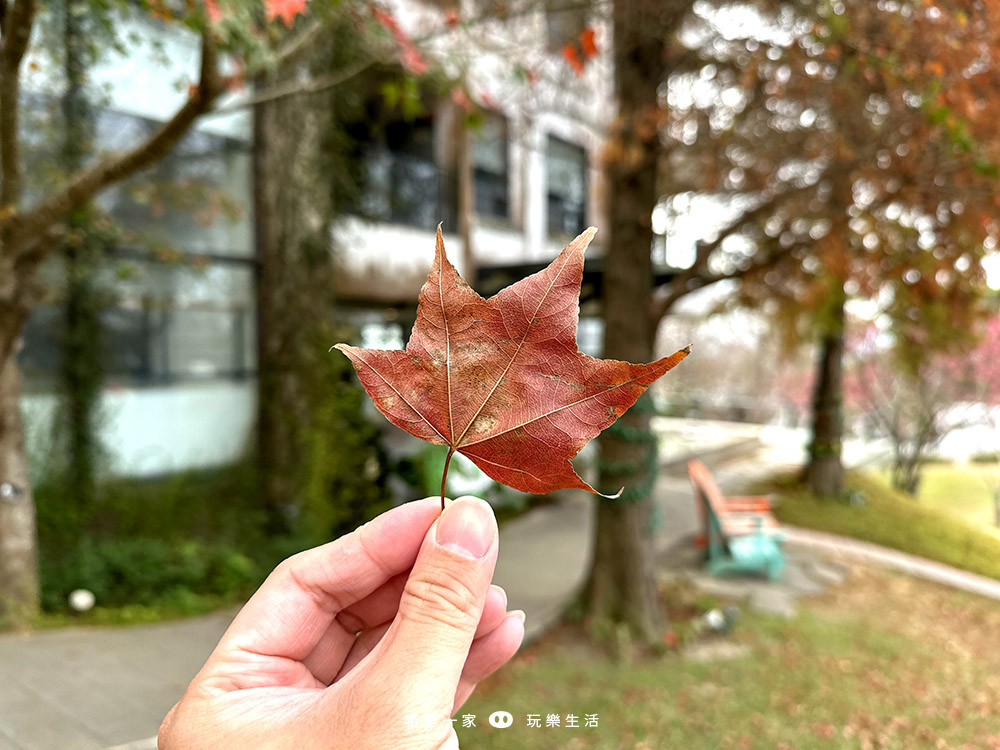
[335,228,690,508]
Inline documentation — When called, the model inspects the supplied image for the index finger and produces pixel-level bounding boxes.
[215,497,443,662]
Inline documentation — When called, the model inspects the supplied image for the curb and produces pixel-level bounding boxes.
[783,526,1000,602]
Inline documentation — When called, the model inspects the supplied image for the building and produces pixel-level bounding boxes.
[18,2,617,478]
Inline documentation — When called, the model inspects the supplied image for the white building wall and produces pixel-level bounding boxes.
[334,0,616,301]
[23,382,256,478]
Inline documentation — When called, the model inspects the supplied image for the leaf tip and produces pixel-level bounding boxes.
[600,487,624,500]
[435,223,447,261]
[565,226,598,259]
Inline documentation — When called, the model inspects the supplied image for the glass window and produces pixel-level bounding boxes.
[17,104,256,388]
[356,116,455,231]
[577,317,603,357]
[19,260,256,386]
[95,110,253,258]
[18,304,63,387]
[18,100,252,258]
[104,261,256,383]
[360,321,405,350]
[472,114,509,220]
[546,136,587,236]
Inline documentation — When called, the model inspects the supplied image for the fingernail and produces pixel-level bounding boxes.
[510,610,525,625]
[436,498,496,559]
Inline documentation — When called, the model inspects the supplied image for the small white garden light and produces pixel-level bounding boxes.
[68,589,96,613]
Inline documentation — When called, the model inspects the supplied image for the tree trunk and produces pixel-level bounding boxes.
[455,104,475,281]
[59,0,103,507]
[0,354,39,630]
[0,0,39,628]
[805,293,845,497]
[891,449,921,496]
[254,78,332,531]
[253,32,389,537]
[584,0,672,645]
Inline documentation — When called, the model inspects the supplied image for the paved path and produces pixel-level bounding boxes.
[0,611,236,750]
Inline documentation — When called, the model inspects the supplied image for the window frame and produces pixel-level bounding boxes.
[545,134,589,237]
[471,111,511,222]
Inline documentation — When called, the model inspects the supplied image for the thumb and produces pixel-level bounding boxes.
[374,496,499,706]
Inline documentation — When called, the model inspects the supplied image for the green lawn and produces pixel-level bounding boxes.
[895,463,1000,534]
[768,471,1000,581]
[457,567,1000,749]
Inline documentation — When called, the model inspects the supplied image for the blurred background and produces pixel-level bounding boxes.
[2,0,1000,747]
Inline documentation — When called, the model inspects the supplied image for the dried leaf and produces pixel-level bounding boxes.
[336,228,689,497]
[562,43,585,77]
[580,27,598,59]
[371,4,428,74]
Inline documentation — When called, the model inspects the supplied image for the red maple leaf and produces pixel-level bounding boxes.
[579,27,598,59]
[266,0,308,27]
[371,4,428,74]
[451,87,473,111]
[562,42,584,76]
[204,0,223,24]
[336,228,690,504]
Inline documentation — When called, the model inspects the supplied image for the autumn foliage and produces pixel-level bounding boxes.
[337,229,689,503]
[663,0,1000,349]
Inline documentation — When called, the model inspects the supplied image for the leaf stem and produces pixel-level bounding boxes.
[440,447,456,510]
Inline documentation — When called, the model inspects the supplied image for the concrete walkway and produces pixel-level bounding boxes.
[0,612,236,750]
[0,421,984,750]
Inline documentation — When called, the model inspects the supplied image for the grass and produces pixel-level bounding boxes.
[457,566,1000,749]
[767,471,1000,581]
[894,464,1000,535]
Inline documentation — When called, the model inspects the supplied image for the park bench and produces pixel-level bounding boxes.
[687,459,786,580]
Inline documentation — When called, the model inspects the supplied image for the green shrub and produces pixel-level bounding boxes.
[34,461,264,550]
[39,537,262,612]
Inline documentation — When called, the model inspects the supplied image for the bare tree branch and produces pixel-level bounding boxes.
[214,54,378,114]
[275,18,325,64]
[2,31,225,251]
[213,0,616,113]
[1,9,340,251]
[0,0,34,69]
[648,186,814,323]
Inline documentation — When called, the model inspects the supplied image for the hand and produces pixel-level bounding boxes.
[158,496,524,749]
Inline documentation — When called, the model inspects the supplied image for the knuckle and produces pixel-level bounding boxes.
[400,569,481,631]
[272,552,302,579]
